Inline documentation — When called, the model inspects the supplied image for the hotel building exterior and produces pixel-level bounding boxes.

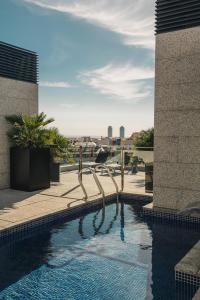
[154,0,200,211]
[0,42,38,189]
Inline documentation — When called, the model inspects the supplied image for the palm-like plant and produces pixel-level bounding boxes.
[48,127,74,162]
[5,112,54,148]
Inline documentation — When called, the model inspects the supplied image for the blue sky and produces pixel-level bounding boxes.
[0,0,155,137]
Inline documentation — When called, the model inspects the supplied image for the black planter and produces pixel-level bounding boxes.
[10,147,50,191]
[50,162,60,182]
[145,163,153,193]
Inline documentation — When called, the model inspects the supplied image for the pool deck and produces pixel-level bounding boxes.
[0,171,152,234]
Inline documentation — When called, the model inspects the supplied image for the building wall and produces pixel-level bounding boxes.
[120,126,125,138]
[154,26,200,211]
[108,126,113,138]
[0,77,38,189]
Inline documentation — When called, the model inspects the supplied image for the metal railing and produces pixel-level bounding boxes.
[63,146,154,196]
[78,163,120,206]
[78,166,120,196]
[97,165,120,195]
[78,167,105,202]
[120,147,125,192]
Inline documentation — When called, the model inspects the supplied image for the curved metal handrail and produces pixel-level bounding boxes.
[98,165,120,196]
[78,167,105,203]
[92,165,120,233]
[78,165,120,239]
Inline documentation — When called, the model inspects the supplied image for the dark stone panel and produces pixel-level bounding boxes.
[156,0,200,34]
[0,42,38,84]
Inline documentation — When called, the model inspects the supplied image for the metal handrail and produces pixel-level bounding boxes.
[78,165,121,239]
[98,165,120,196]
[78,168,105,204]
[120,148,125,192]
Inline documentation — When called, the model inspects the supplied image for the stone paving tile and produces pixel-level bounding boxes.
[66,199,86,208]
[0,189,40,210]
[0,219,13,229]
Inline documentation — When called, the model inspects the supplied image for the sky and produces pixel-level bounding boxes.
[0,0,155,137]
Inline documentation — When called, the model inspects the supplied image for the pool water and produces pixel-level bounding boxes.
[0,201,199,300]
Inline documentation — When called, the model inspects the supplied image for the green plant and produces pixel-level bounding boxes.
[130,156,139,174]
[131,156,139,165]
[133,128,154,149]
[6,113,74,162]
[5,112,54,148]
[47,128,74,162]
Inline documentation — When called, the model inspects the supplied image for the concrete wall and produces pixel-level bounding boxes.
[0,76,38,189]
[154,26,200,211]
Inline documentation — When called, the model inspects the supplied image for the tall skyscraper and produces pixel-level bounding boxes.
[120,126,125,138]
[108,126,113,138]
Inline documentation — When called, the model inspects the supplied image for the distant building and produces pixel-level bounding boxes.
[120,126,125,138]
[97,137,110,147]
[108,126,113,138]
[121,138,133,150]
[114,138,121,146]
[82,136,91,142]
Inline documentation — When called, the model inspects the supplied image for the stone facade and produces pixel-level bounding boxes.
[0,76,38,189]
[154,26,200,211]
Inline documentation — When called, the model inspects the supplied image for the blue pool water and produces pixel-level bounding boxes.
[0,201,199,300]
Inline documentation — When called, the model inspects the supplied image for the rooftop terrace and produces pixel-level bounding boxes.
[0,171,151,234]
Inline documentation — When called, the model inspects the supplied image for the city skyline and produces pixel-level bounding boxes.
[67,125,127,139]
[1,0,155,136]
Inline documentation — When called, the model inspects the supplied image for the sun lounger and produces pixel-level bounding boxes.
[103,163,121,175]
[104,152,131,175]
[82,151,110,169]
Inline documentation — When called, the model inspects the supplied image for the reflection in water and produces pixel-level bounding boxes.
[0,202,199,300]
[145,219,200,300]
[78,202,120,239]
[120,202,125,242]
[92,207,105,235]
[78,216,86,239]
[105,201,119,234]
[78,207,106,239]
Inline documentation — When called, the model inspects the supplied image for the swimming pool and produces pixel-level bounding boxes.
[0,200,199,300]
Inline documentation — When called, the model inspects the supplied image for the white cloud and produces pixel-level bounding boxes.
[80,63,154,102]
[23,0,155,49]
[40,81,72,88]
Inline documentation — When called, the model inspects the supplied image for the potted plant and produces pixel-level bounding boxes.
[6,113,54,191]
[131,156,140,174]
[48,128,73,182]
[145,162,153,193]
